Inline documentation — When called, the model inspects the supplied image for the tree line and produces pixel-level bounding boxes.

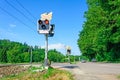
[78,0,120,62]
[0,39,80,63]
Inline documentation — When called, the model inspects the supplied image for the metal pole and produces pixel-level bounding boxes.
[74,56,75,62]
[68,54,70,63]
[30,46,32,66]
[79,57,80,61]
[44,34,48,68]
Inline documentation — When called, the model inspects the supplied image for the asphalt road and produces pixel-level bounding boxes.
[51,62,120,80]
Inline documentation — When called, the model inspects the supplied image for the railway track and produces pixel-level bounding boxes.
[0,63,30,67]
[0,64,29,78]
[0,63,42,69]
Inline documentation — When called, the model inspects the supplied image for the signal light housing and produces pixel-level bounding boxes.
[48,24,55,37]
[67,49,71,54]
[37,19,50,34]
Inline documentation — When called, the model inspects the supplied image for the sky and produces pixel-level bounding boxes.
[0,0,88,55]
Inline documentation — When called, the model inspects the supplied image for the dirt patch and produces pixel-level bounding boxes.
[0,65,27,78]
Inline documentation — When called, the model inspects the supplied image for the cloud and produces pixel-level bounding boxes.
[0,28,17,37]
[8,32,17,36]
[9,24,16,28]
[41,43,65,50]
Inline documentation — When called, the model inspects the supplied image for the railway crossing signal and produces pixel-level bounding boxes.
[37,12,55,69]
[66,46,71,54]
[66,46,71,63]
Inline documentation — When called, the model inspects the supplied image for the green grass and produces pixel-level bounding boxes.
[70,62,76,64]
[1,66,74,80]
[118,75,120,80]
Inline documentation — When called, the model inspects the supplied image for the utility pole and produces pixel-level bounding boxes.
[30,46,32,66]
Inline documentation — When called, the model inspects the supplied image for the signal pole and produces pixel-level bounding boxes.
[44,34,48,68]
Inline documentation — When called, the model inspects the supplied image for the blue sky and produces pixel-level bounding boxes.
[0,0,88,55]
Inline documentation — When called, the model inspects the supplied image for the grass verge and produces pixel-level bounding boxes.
[1,66,73,80]
[118,75,120,80]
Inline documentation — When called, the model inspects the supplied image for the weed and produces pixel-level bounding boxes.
[1,67,73,80]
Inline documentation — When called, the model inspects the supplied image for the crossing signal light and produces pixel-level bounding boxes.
[38,20,42,24]
[49,24,54,32]
[67,49,71,54]
[48,24,55,37]
[37,19,50,34]
[41,25,47,30]
[66,46,71,54]
[44,19,49,25]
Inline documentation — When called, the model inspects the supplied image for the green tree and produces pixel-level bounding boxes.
[78,0,120,61]
[48,49,65,62]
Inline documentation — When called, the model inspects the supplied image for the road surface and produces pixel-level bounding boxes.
[51,62,120,80]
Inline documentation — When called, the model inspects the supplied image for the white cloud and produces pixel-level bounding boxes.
[41,43,65,50]
[9,24,16,28]
[8,32,17,36]
[0,28,17,37]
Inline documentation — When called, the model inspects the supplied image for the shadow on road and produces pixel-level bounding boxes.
[60,65,79,69]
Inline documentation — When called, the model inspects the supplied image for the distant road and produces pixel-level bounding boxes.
[51,62,120,80]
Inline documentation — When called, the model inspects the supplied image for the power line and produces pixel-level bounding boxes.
[0,6,36,32]
[15,0,37,20]
[5,0,36,26]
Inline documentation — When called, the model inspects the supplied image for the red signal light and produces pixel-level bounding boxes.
[44,19,49,25]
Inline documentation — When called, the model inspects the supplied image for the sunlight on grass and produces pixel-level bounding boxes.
[118,75,120,80]
[1,67,73,80]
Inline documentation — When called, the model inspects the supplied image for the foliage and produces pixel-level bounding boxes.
[48,49,65,62]
[0,39,80,63]
[78,0,120,62]
[118,75,120,79]
[0,39,43,63]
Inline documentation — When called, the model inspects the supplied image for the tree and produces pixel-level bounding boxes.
[78,0,120,61]
[48,49,65,62]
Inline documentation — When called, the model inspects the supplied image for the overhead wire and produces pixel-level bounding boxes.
[15,0,37,20]
[0,0,41,44]
[5,0,36,26]
[0,6,36,32]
